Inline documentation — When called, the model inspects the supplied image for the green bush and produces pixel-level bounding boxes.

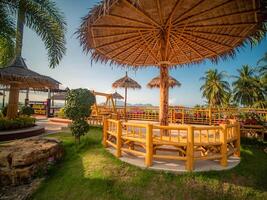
[55,107,65,118]
[65,89,95,143]
[20,106,34,116]
[70,120,90,143]
[65,89,95,120]
[1,106,7,117]
[0,116,36,131]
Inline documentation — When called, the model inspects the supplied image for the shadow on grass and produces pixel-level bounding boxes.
[32,129,267,200]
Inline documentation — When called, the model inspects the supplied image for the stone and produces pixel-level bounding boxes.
[0,138,63,186]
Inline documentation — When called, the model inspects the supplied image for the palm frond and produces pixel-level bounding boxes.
[24,0,66,68]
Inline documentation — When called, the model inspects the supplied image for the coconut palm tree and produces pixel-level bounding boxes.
[232,65,265,107]
[0,0,66,68]
[200,69,231,107]
[257,52,267,95]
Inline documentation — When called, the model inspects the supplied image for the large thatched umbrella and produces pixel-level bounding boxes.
[0,56,60,118]
[112,72,141,120]
[79,0,267,126]
[147,75,181,89]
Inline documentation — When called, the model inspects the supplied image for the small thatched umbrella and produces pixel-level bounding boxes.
[112,91,124,106]
[147,75,181,89]
[0,56,60,118]
[79,0,267,126]
[112,72,141,121]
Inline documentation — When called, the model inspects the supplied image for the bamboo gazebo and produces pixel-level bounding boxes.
[79,0,267,126]
[0,56,60,118]
[147,75,181,89]
[112,72,141,121]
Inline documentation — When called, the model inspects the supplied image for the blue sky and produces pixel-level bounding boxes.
[21,0,267,106]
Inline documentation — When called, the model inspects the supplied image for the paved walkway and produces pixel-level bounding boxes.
[36,118,68,134]
[107,147,240,172]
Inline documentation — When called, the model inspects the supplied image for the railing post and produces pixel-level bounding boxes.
[220,124,228,167]
[116,121,122,157]
[182,108,185,124]
[234,122,241,157]
[145,124,153,167]
[186,126,194,171]
[208,107,212,125]
[102,117,108,147]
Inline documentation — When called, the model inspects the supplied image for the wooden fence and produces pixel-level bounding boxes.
[115,106,267,125]
[103,118,240,171]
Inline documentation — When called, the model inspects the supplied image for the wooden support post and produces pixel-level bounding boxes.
[234,122,241,157]
[102,118,108,147]
[208,107,212,125]
[159,66,169,126]
[145,124,153,167]
[116,121,122,157]
[7,83,20,119]
[186,125,194,171]
[220,124,228,167]
[182,107,185,124]
[124,87,128,122]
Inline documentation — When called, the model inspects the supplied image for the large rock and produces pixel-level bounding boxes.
[0,138,63,186]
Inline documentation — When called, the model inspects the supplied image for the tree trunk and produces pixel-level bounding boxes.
[124,87,128,121]
[7,83,20,119]
[6,5,26,118]
[16,4,26,57]
[159,66,169,126]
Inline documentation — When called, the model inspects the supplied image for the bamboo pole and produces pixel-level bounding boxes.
[145,124,153,167]
[186,125,194,171]
[234,122,241,157]
[220,124,228,167]
[124,87,128,121]
[102,118,108,147]
[159,66,169,126]
[209,107,212,125]
[7,83,20,119]
[116,121,122,157]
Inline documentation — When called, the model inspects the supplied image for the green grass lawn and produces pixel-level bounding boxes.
[32,127,267,200]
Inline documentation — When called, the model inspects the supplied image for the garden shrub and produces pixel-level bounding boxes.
[65,88,95,143]
[0,116,36,131]
[55,107,65,118]
[1,106,7,117]
[20,106,35,116]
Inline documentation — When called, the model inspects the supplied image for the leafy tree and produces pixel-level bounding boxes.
[232,65,265,107]
[0,0,66,68]
[65,89,95,143]
[200,69,231,107]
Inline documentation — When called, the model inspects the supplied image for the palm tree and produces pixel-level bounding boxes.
[0,0,66,68]
[257,52,267,96]
[232,65,265,107]
[200,69,231,107]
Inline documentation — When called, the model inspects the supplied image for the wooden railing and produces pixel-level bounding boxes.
[115,106,267,124]
[103,119,240,171]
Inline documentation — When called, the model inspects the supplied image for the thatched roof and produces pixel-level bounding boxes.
[112,73,141,89]
[147,75,181,88]
[0,57,60,89]
[78,0,267,68]
[112,91,124,99]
